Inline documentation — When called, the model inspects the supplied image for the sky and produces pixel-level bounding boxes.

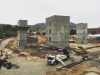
[0,0,100,28]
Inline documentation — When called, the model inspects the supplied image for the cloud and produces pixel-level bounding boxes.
[0,0,100,28]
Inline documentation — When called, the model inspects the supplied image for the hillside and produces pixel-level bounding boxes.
[69,22,76,29]
[29,23,46,30]
[29,22,76,30]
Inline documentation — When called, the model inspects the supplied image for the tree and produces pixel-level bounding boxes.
[2,25,12,30]
[11,26,17,32]
[36,31,40,35]
[70,29,76,35]
[0,32,3,39]
[0,25,17,38]
[96,37,100,40]
[91,31,97,35]
[5,31,17,37]
[29,29,33,34]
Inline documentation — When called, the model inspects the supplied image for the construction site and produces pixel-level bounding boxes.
[0,15,100,75]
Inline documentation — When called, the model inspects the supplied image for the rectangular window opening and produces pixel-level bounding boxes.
[49,37,51,41]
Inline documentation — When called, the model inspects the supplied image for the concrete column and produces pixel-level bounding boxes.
[17,20,29,47]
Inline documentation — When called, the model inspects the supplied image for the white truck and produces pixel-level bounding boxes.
[45,54,70,65]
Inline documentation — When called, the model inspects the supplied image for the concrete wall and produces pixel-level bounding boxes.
[46,15,70,48]
[17,20,27,27]
[27,37,38,44]
[76,23,88,44]
[17,20,28,47]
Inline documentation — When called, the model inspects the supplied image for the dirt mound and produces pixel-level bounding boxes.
[5,38,18,49]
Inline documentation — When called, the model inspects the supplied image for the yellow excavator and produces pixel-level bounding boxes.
[36,28,46,49]
[38,28,46,44]
[26,28,46,48]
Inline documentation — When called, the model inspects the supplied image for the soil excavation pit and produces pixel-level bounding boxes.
[25,48,61,58]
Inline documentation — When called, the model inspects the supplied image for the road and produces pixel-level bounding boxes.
[0,39,11,49]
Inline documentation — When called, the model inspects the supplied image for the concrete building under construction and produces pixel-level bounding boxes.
[46,15,70,48]
[76,23,88,44]
[16,20,29,47]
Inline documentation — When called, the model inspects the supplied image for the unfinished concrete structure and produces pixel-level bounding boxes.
[46,15,70,48]
[76,23,88,44]
[16,20,29,47]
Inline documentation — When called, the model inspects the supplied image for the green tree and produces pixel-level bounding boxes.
[12,27,17,32]
[96,37,100,40]
[70,29,76,35]
[91,31,97,35]
[5,31,17,37]
[42,32,46,35]
[36,31,40,35]
[0,25,17,38]
[0,32,3,39]
[2,25,12,30]
[29,29,33,33]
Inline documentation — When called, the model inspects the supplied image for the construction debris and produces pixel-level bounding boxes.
[46,62,100,75]
[5,38,18,49]
[19,52,43,61]
[0,59,19,70]
[12,64,20,69]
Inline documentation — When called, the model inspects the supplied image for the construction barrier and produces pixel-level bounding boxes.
[87,40,100,44]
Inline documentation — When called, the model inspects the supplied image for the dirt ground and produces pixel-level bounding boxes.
[0,47,100,75]
[0,39,100,75]
[25,48,61,58]
[0,52,72,75]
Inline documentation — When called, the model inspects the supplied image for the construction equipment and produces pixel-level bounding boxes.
[45,54,70,65]
[38,28,46,44]
[26,28,46,48]
[76,46,88,55]
[34,28,46,48]
[65,46,88,55]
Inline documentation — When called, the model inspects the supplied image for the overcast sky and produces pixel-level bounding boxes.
[0,0,100,28]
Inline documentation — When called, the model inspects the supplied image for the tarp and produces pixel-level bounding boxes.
[88,34,100,38]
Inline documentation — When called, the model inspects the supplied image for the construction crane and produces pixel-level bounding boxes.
[38,28,46,44]
[32,28,46,50]
[26,28,46,49]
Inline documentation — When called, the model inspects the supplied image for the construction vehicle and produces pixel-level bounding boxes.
[76,46,88,55]
[45,54,70,65]
[26,28,46,48]
[64,46,88,55]
[37,28,46,49]
[38,28,46,44]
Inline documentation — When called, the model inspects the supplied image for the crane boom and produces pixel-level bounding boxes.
[38,28,46,44]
